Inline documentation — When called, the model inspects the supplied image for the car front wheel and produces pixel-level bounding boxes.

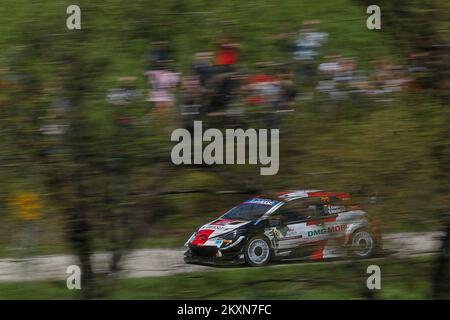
[244,236,272,267]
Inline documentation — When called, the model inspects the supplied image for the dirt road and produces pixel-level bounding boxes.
[0,232,444,282]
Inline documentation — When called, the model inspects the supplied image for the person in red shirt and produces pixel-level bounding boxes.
[245,63,278,107]
[214,37,240,73]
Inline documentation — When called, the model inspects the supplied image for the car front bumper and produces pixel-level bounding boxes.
[184,239,246,265]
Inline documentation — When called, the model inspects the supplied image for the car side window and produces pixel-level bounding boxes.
[320,196,349,216]
[277,201,317,223]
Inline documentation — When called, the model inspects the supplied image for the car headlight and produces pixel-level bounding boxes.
[221,229,246,240]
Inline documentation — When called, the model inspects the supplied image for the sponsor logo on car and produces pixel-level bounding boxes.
[202,224,226,230]
[307,224,347,237]
[244,198,279,206]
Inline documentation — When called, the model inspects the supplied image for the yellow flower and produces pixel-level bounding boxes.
[10,192,43,221]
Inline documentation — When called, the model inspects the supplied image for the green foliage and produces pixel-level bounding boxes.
[0,0,448,256]
[0,256,433,299]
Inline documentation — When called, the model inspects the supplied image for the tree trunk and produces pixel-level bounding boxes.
[432,222,450,299]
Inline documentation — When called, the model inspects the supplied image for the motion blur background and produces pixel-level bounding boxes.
[0,0,448,299]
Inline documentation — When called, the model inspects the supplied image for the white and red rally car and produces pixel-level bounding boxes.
[184,190,382,266]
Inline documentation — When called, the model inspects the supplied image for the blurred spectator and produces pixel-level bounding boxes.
[180,75,202,131]
[368,59,408,95]
[107,77,141,127]
[147,41,172,70]
[315,55,410,102]
[145,60,180,116]
[192,52,213,88]
[213,36,240,73]
[245,62,283,128]
[316,55,346,100]
[245,62,279,108]
[277,67,297,111]
[293,20,328,85]
[107,76,141,106]
[293,20,328,62]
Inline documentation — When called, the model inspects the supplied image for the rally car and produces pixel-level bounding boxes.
[184,190,382,266]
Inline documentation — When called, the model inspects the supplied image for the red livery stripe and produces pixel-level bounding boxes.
[310,240,328,260]
[307,191,351,199]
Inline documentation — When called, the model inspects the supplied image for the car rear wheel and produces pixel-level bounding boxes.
[244,236,271,267]
[351,229,375,258]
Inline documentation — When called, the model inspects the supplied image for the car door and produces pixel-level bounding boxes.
[304,197,349,257]
[268,200,322,257]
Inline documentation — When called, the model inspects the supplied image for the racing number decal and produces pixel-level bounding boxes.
[272,222,308,250]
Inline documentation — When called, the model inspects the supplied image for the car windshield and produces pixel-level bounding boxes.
[222,198,280,221]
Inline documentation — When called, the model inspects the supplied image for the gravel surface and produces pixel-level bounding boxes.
[0,232,444,282]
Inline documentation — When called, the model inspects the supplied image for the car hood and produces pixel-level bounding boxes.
[191,218,252,246]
